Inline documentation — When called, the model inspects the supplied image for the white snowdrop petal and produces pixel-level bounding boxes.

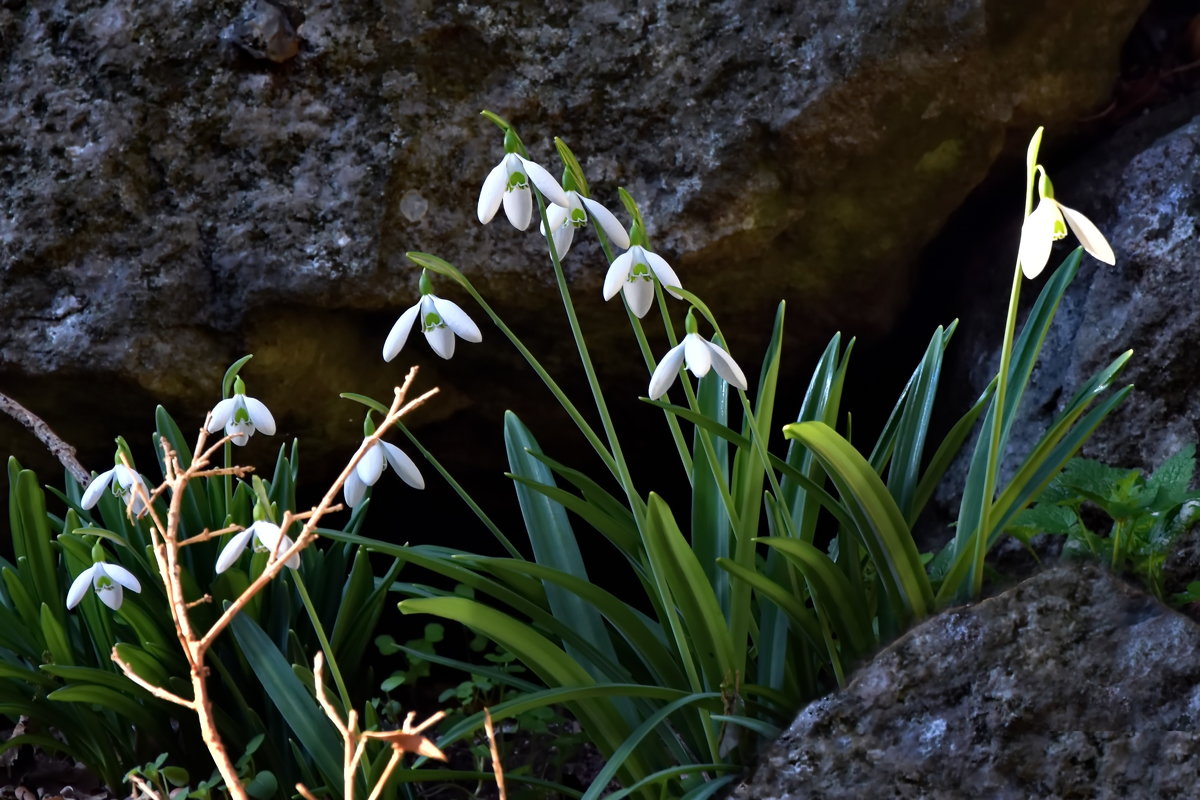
[344,471,367,508]
[624,279,655,318]
[80,469,114,510]
[66,566,96,609]
[648,343,688,400]
[215,530,254,574]
[226,420,252,446]
[683,334,713,378]
[356,442,385,485]
[477,161,509,224]
[551,221,575,258]
[1018,199,1059,280]
[503,187,533,231]
[544,203,569,234]
[98,582,124,610]
[432,297,482,343]
[1059,204,1116,266]
[521,156,569,208]
[580,197,630,249]
[383,302,421,362]
[425,325,456,359]
[644,251,683,299]
[708,342,749,391]
[103,562,142,593]
[603,252,633,301]
[242,396,276,436]
[207,398,237,433]
[382,441,425,490]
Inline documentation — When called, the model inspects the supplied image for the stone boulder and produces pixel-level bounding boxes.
[0,0,1148,478]
[730,561,1200,799]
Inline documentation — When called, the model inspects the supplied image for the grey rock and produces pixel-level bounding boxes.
[731,561,1200,800]
[0,0,1148,472]
[930,92,1200,541]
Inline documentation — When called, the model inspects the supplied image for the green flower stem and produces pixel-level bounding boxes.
[457,280,620,482]
[292,570,351,712]
[627,308,693,476]
[223,440,233,523]
[394,421,523,559]
[535,195,645,518]
[971,154,1039,596]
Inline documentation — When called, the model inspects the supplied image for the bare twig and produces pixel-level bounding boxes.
[485,708,507,800]
[306,651,447,800]
[128,773,165,800]
[104,368,440,800]
[0,390,89,483]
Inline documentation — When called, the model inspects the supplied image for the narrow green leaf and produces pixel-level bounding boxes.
[782,422,933,621]
[643,495,735,688]
[504,412,616,677]
[229,612,344,791]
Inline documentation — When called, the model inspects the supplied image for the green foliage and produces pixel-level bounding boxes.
[347,123,1131,798]
[1007,445,1200,598]
[0,404,404,793]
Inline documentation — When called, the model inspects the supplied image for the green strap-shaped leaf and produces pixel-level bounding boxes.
[9,464,61,616]
[782,421,933,621]
[399,595,649,784]
[504,412,617,678]
[475,558,685,688]
[643,494,736,689]
[753,538,874,658]
[229,612,345,792]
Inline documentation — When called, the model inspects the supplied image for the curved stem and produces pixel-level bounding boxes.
[293,571,352,711]
[536,194,644,517]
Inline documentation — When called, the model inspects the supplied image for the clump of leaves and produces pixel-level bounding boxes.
[1006,444,1200,599]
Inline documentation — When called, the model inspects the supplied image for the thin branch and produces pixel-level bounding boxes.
[485,708,507,800]
[0,390,89,484]
[112,648,196,709]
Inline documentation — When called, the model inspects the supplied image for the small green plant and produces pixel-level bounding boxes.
[1007,445,1200,599]
[327,118,1132,799]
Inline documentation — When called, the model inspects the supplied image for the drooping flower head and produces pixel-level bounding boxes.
[207,377,277,446]
[67,560,142,611]
[215,519,300,574]
[648,311,748,400]
[80,462,151,517]
[477,128,570,231]
[541,190,631,260]
[383,271,482,361]
[603,245,683,319]
[344,415,425,508]
[1017,163,1115,280]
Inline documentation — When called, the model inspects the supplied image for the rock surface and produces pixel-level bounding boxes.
[730,561,1200,799]
[0,0,1148,474]
[938,90,1200,496]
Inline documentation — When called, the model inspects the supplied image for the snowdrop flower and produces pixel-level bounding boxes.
[67,561,141,611]
[541,191,631,259]
[1017,169,1115,280]
[81,464,151,517]
[649,332,748,400]
[344,439,425,507]
[603,245,683,318]
[215,520,300,574]
[207,390,276,446]
[384,274,482,361]
[478,152,569,231]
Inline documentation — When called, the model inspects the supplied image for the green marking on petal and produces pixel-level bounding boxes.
[630,262,651,280]
[1052,218,1067,239]
[96,575,114,590]
[422,312,445,332]
[234,407,251,423]
[570,209,587,226]
[506,171,529,191]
